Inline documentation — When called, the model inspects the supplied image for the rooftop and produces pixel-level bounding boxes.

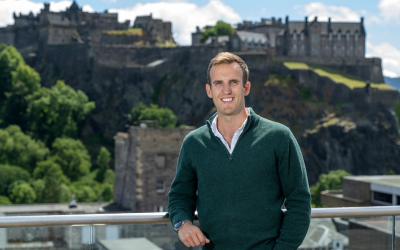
[344,175,400,189]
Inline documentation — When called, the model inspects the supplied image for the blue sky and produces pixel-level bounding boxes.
[1,0,400,77]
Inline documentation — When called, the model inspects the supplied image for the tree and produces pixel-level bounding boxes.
[50,138,91,182]
[26,80,95,145]
[310,169,352,207]
[0,44,25,103]
[0,125,49,173]
[129,103,177,127]
[3,64,41,128]
[103,169,115,185]
[95,147,111,182]
[200,21,235,44]
[70,181,99,202]
[0,195,11,204]
[0,164,30,196]
[9,181,36,204]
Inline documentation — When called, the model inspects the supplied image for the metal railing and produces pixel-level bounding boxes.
[0,206,399,249]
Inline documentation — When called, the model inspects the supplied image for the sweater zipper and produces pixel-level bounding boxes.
[229,120,250,161]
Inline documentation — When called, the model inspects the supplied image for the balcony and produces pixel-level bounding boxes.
[0,206,399,250]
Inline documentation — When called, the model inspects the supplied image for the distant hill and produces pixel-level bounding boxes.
[384,76,400,91]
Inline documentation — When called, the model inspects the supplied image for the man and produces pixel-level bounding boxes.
[168,52,311,250]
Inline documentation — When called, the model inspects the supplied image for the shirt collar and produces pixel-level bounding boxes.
[211,109,249,136]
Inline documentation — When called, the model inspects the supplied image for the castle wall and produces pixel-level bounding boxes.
[113,127,194,212]
[0,27,15,46]
[272,56,384,83]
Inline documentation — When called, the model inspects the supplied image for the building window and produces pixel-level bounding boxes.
[293,33,297,40]
[333,45,337,50]
[342,45,345,50]
[325,45,329,50]
[300,33,304,40]
[397,196,400,205]
[264,41,268,50]
[244,38,248,48]
[156,180,166,193]
[232,38,239,48]
[350,45,353,50]
[312,34,318,43]
[337,32,341,41]
[258,40,261,49]
[251,40,254,48]
[293,44,297,49]
[355,33,359,41]
[373,191,392,204]
[329,32,333,41]
[359,45,363,51]
[301,44,304,49]
[346,33,350,41]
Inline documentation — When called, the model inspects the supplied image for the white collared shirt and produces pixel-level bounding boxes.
[211,111,248,154]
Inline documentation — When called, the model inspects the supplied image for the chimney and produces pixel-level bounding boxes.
[304,16,309,35]
[44,3,50,12]
[314,16,318,22]
[328,17,331,32]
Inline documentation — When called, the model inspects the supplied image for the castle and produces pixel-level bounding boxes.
[0,1,173,49]
[193,16,366,58]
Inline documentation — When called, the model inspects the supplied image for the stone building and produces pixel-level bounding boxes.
[113,126,194,212]
[192,16,366,58]
[0,1,130,49]
[133,13,173,41]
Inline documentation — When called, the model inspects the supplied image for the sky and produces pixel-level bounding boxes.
[1,0,400,78]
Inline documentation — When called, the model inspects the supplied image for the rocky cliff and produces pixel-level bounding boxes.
[26,44,400,184]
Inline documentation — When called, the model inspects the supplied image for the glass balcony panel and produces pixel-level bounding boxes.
[300,216,399,250]
[94,223,202,250]
[0,225,91,250]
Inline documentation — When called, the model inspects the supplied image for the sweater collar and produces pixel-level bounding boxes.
[206,107,257,134]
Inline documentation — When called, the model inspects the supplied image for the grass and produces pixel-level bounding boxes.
[283,61,395,90]
[103,28,144,36]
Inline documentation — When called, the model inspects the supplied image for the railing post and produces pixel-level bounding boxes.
[90,224,93,250]
[393,215,396,250]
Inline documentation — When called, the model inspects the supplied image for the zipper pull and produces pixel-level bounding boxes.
[229,155,232,161]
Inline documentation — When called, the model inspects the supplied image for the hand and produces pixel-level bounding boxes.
[178,222,210,247]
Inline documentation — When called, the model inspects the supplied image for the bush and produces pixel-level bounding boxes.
[129,103,177,127]
[9,181,36,204]
[310,169,352,207]
[200,21,235,44]
[0,164,30,196]
[0,195,11,204]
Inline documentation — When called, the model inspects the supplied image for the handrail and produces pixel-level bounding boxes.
[0,206,399,228]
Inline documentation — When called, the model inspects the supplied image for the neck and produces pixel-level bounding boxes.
[216,107,249,136]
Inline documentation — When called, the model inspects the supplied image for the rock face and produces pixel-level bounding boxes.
[27,45,400,184]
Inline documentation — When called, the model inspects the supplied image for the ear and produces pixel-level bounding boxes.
[244,81,251,96]
[206,84,213,98]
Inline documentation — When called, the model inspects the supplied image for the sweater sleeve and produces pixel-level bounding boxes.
[168,138,198,227]
[273,128,311,250]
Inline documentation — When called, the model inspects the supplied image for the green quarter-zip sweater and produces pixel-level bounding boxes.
[168,108,311,250]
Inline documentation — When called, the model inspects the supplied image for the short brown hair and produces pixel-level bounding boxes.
[206,52,249,86]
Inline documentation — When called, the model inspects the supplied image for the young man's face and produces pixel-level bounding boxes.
[206,62,250,117]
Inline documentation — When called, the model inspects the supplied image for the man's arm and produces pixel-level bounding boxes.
[274,128,311,250]
[168,139,210,247]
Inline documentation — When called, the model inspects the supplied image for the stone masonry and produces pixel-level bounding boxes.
[114,126,194,212]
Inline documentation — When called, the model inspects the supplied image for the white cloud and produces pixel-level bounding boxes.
[295,2,361,22]
[0,0,43,26]
[378,0,400,22]
[109,0,241,45]
[0,0,94,27]
[366,42,400,77]
[82,4,95,13]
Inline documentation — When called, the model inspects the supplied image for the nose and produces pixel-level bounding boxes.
[222,82,232,94]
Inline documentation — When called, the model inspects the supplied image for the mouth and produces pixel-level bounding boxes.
[221,97,234,103]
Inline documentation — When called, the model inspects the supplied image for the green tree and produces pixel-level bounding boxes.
[0,44,25,103]
[129,102,147,123]
[9,181,36,204]
[0,125,49,173]
[0,195,11,204]
[95,147,111,182]
[103,169,115,185]
[129,103,177,127]
[26,80,95,144]
[50,138,91,182]
[200,21,235,44]
[310,169,352,207]
[3,64,41,128]
[101,183,113,202]
[0,164,30,196]
[31,179,45,203]
[70,181,100,202]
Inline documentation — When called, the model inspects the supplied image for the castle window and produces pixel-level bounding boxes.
[293,33,297,40]
[301,44,304,49]
[325,45,329,50]
[346,33,350,41]
[355,33,359,41]
[342,45,345,50]
[232,38,239,48]
[244,38,248,48]
[329,32,333,41]
[359,45,362,50]
[156,180,166,193]
[264,41,268,50]
[251,40,254,48]
[312,34,318,43]
[258,40,261,49]
[337,32,342,41]
[333,45,337,50]
[350,45,353,50]
[293,44,297,49]
[300,33,304,40]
